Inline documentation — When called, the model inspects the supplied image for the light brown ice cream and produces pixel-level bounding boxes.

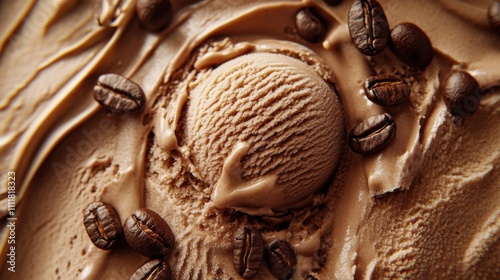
[0,0,499,279]
[182,52,344,215]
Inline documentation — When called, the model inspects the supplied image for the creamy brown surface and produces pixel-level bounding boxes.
[1,0,499,279]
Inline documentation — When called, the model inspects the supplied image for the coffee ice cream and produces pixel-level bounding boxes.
[1,0,499,279]
[172,52,344,215]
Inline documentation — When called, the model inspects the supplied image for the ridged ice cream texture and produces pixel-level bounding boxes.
[185,53,345,213]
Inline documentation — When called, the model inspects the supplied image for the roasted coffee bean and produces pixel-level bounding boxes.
[295,8,326,43]
[348,0,389,56]
[94,74,146,112]
[136,0,173,32]
[83,201,122,250]
[324,0,342,6]
[130,259,171,280]
[123,208,175,258]
[488,1,500,35]
[348,113,396,154]
[443,71,480,117]
[265,240,297,280]
[233,226,264,279]
[364,75,411,106]
[389,23,433,70]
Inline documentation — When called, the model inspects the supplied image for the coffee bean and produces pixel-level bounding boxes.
[348,113,396,154]
[83,201,122,250]
[94,74,146,112]
[488,1,500,35]
[123,208,175,258]
[364,75,411,106]
[130,259,171,280]
[265,240,297,280]
[233,226,264,279]
[295,8,326,43]
[389,23,433,70]
[324,0,342,6]
[443,71,480,117]
[136,0,173,32]
[348,0,389,56]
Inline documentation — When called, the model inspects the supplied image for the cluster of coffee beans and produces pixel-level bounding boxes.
[294,0,487,155]
[348,0,433,69]
[348,74,411,154]
[233,226,297,280]
[348,0,485,120]
[83,202,175,280]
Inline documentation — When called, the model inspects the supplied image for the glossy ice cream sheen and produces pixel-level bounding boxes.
[0,0,499,279]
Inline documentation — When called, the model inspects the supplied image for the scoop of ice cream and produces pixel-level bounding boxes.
[184,52,345,214]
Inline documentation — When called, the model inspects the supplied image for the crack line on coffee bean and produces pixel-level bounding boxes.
[133,215,170,250]
[362,0,374,53]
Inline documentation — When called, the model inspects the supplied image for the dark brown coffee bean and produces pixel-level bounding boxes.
[348,113,396,154]
[364,75,411,106]
[94,74,145,112]
[389,23,433,70]
[295,8,326,43]
[136,0,173,32]
[83,201,122,250]
[324,0,342,6]
[488,1,500,35]
[130,259,171,280]
[265,240,297,280]
[123,208,175,258]
[348,0,389,56]
[443,71,480,117]
[233,226,264,279]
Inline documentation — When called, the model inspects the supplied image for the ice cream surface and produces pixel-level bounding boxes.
[183,52,344,214]
[0,0,499,279]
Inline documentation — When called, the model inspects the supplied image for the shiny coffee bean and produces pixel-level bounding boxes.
[233,226,264,279]
[488,1,500,35]
[94,74,146,112]
[348,113,396,154]
[123,208,175,258]
[130,259,172,280]
[443,71,480,118]
[265,240,297,280]
[348,0,389,56]
[295,8,326,43]
[364,75,411,106]
[83,201,122,250]
[389,23,433,70]
[136,0,173,32]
